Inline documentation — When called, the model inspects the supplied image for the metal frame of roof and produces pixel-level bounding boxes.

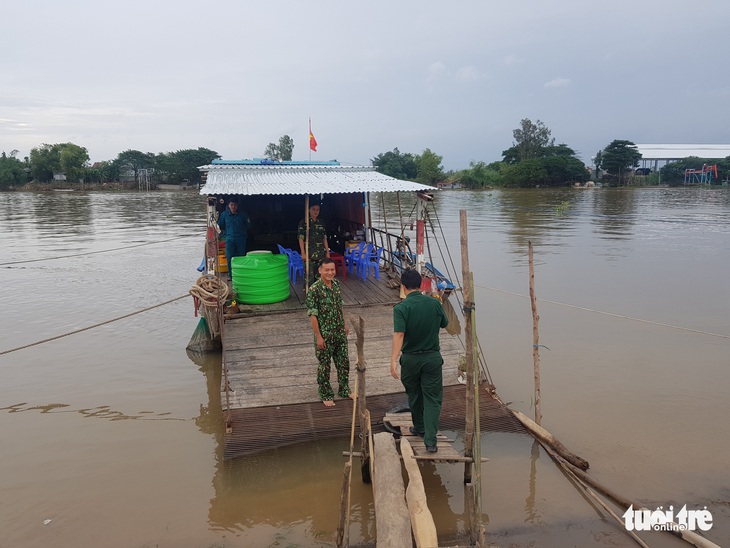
[198,163,434,196]
[636,144,730,160]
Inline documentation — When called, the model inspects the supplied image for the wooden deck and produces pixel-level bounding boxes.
[220,272,527,460]
[222,272,462,410]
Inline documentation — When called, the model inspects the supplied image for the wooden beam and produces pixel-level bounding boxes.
[372,432,411,547]
[401,437,438,548]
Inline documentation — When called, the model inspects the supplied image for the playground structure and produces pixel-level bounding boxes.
[684,164,717,185]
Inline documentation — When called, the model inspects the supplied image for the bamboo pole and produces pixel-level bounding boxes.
[512,410,589,470]
[401,437,438,548]
[469,271,486,544]
[563,462,722,548]
[305,195,310,293]
[460,210,475,485]
[528,241,542,425]
[537,436,650,548]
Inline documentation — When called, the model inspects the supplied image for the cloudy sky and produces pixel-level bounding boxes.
[2,0,729,170]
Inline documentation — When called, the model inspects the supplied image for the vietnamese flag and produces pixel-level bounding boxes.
[309,118,318,152]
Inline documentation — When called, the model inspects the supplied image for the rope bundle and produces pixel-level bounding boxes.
[189,275,229,340]
[189,275,230,307]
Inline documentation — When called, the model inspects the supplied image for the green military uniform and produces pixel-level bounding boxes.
[306,278,350,401]
[393,291,448,448]
[298,217,328,285]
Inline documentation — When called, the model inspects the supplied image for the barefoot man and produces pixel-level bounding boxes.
[306,258,351,407]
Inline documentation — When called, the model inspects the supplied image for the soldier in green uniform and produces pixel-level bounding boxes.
[390,269,449,452]
[298,201,330,287]
[306,258,351,407]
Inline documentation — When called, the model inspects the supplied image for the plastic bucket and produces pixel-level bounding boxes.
[216,253,228,273]
[231,253,290,304]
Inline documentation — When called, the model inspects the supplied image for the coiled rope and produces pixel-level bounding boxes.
[189,275,229,340]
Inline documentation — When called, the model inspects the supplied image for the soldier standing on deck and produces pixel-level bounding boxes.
[298,200,330,287]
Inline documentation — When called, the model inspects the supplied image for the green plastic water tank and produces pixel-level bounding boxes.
[231,253,290,305]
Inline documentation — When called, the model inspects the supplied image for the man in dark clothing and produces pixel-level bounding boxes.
[390,269,449,452]
[298,201,330,287]
[216,196,250,279]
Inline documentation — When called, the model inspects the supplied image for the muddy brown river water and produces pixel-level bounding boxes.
[1,187,728,547]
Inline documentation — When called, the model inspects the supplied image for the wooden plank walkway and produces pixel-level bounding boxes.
[222,274,462,410]
[220,271,527,460]
[383,411,489,463]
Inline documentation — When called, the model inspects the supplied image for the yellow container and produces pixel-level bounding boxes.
[216,253,228,273]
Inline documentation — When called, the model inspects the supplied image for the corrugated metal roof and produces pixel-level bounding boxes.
[198,164,434,195]
[636,144,730,160]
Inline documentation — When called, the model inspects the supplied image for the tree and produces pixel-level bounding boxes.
[371,148,418,180]
[599,140,641,185]
[501,159,548,187]
[58,143,89,182]
[415,148,444,186]
[0,150,27,189]
[509,118,555,162]
[117,149,155,183]
[85,160,121,183]
[456,161,502,188]
[28,143,89,183]
[29,143,60,182]
[160,147,220,184]
[263,135,294,161]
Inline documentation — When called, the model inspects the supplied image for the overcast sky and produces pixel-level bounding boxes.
[2,0,729,170]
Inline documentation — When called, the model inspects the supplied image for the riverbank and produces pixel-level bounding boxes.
[6,181,198,192]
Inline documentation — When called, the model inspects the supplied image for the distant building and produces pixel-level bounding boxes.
[436,180,461,189]
[636,144,730,171]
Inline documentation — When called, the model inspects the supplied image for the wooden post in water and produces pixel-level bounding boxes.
[336,460,352,548]
[304,195,310,293]
[350,315,371,483]
[460,210,475,485]
[469,271,486,545]
[528,241,542,425]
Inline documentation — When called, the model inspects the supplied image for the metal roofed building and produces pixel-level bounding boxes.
[636,144,730,171]
[198,160,434,196]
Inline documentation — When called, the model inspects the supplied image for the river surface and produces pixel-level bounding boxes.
[1,188,728,547]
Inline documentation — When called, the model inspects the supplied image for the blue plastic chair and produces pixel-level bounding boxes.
[345,241,366,274]
[360,246,384,281]
[288,250,304,283]
[277,245,303,283]
[354,243,374,280]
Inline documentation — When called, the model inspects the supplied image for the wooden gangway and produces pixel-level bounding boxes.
[384,412,489,463]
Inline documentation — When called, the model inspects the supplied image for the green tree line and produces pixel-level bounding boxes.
[372,119,730,188]
[373,119,591,188]
[0,143,221,190]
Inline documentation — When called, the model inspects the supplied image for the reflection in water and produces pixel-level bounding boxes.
[0,402,184,421]
[525,439,541,524]
[589,189,637,238]
[187,348,223,436]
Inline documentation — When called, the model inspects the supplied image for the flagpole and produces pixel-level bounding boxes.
[309,117,312,162]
